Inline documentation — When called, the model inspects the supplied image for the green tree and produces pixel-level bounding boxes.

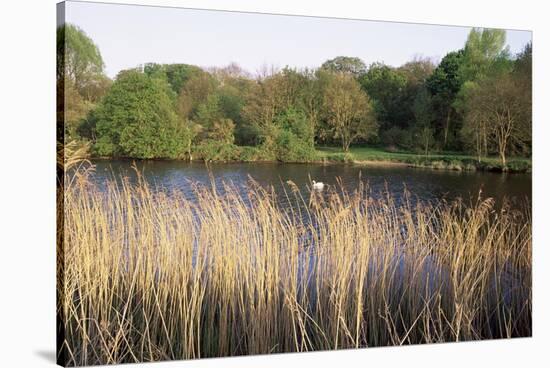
[412,87,435,155]
[209,64,257,145]
[93,69,186,159]
[269,108,315,162]
[57,24,105,91]
[241,74,285,143]
[359,63,407,131]
[322,72,377,151]
[321,56,367,77]
[513,42,532,157]
[425,50,465,148]
[177,70,218,120]
[398,58,436,127]
[57,23,110,138]
[144,63,203,94]
[459,28,508,82]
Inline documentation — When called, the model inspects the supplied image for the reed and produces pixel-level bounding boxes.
[57,168,531,366]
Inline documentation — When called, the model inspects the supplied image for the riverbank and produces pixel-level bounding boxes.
[316,147,532,173]
[82,142,531,173]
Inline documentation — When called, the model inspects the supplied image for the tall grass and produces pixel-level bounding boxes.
[57,167,531,366]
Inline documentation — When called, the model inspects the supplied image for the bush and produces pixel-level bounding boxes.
[257,108,316,162]
[380,127,412,150]
[271,129,316,162]
[329,152,355,163]
[194,141,240,162]
[238,146,272,162]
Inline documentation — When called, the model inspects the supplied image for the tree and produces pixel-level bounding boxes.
[321,56,367,77]
[177,70,218,120]
[270,108,316,162]
[514,42,532,82]
[195,94,223,129]
[359,63,407,131]
[57,24,105,91]
[462,72,528,166]
[322,73,377,151]
[513,42,532,157]
[398,58,436,128]
[459,28,508,82]
[144,63,203,94]
[412,87,435,155]
[57,23,110,138]
[93,69,186,159]
[399,58,436,87]
[426,50,465,148]
[241,73,286,142]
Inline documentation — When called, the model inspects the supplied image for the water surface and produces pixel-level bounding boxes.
[90,160,531,212]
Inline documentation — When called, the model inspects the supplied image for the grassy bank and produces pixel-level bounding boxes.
[58,167,531,366]
[316,147,532,173]
[74,137,531,172]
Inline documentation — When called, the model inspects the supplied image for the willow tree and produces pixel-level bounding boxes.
[322,73,377,151]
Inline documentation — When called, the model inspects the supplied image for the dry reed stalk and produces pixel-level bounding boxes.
[58,169,531,366]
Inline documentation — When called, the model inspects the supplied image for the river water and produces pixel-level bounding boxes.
[90,160,531,213]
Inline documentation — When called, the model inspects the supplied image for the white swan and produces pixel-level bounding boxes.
[312,180,325,191]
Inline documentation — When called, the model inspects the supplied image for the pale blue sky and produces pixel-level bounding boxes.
[63,1,532,78]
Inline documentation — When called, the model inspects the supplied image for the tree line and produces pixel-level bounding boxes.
[58,24,532,165]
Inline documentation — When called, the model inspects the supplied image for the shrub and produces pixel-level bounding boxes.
[257,108,316,162]
[272,129,316,162]
[238,146,271,162]
[329,152,355,163]
[380,127,412,149]
[194,140,240,162]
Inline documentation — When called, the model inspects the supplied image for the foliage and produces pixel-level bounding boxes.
[93,70,187,159]
[320,56,367,77]
[412,87,436,155]
[259,108,316,162]
[317,146,531,173]
[194,140,240,161]
[62,25,531,165]
[57,24,111,139]
[380,127,412,150]
[359,63,406,131]
[425,50,465,149]
[459,28,508,82]
[323,72,378,151]
[461,71,530,166]
[144,63,202,94]
[57,24,105,91]
[177,70,218,119]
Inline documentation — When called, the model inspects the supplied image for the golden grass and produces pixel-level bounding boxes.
[57,167,531,366]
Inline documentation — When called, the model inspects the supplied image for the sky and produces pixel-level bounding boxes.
[63,1,532,79]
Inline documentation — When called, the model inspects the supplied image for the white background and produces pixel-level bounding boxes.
[0,0,547,367]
